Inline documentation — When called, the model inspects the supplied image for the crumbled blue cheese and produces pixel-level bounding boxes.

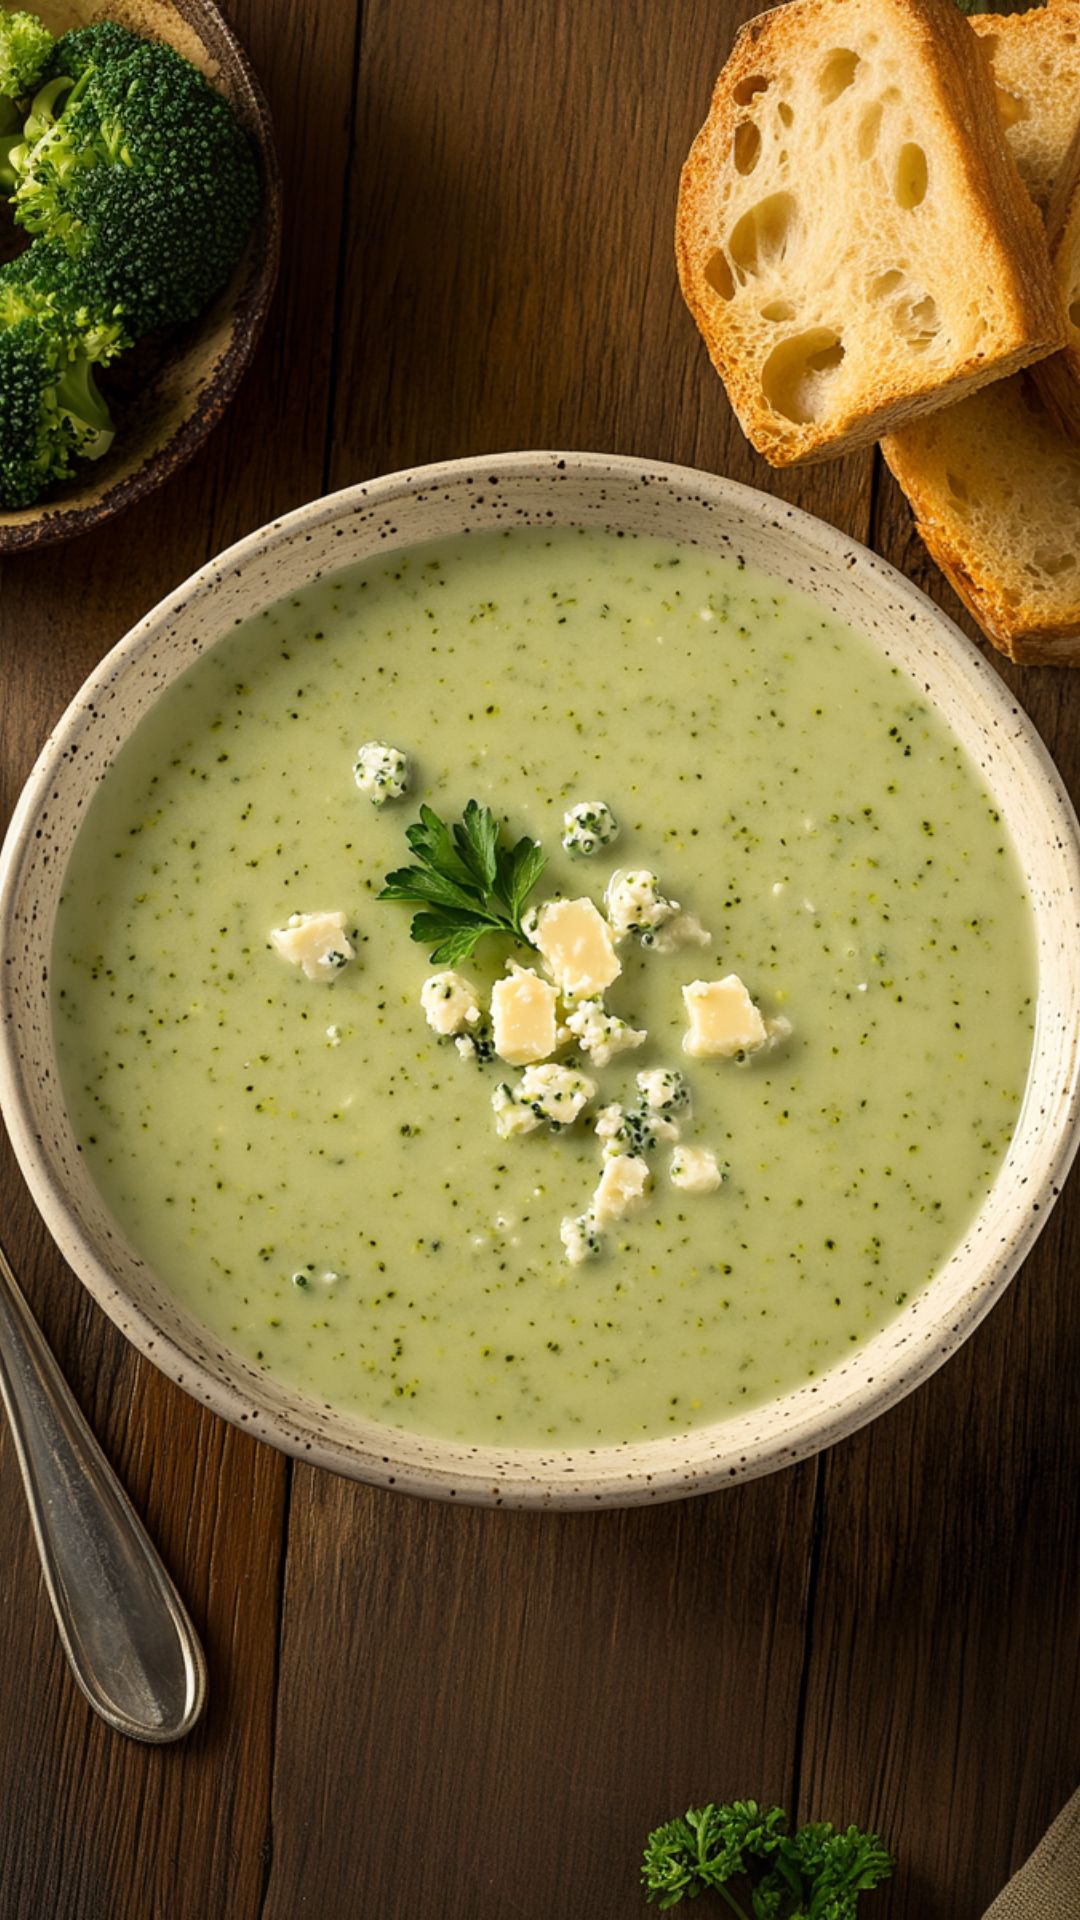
[595,1099,680,1157]
[491,963,558,1065]
[270,911,354,981]
[526,897,621,999]
[353,740,409,804]
[591,1152,650,1226]
[560,1212,601,1266]
[603,869,711,951]
[420,969,482,1038]
[491,1083,541,1139]
[562,800,619,857]
[560,1102,664,1264]
[564,998,646,1067]
[636,1066,691,1117]
[558,1151,650,1265]
[669,1146,724,1194]
[683,975,768,1059]
[454,1023,496,1065]
[492,1064,597,1138]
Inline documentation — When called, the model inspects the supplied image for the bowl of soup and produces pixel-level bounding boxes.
[2,452,1079,1506]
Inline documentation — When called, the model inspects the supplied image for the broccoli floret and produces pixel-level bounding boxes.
[0,279,115,508]
[6,241,130,364]
[0,10,53,191]
[0,11,53,101]
[9,22,260,335]
[1,243,129,362]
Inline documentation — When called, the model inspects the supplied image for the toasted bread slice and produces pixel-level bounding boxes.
[882,376,1080,665]
[1032,120,1080,433]
[676,0,1065,467]
[971,0,1080,211]
[883,2,1080,662]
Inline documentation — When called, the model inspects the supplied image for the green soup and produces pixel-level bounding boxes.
[52,527,1036,1446]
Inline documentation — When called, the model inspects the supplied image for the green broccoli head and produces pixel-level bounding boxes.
[0,10,53,102]
[10,22,260,335]
[3,241,131,363]
[0,270,115,509]
[0,8,53,188]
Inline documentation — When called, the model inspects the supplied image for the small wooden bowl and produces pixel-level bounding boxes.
[0,0,281,552]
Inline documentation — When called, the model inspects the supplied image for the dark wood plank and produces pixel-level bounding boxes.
[265,4,876,1916]
[798,1284,1080,1918]
[263,1468,818,1920]
[0,0,361,1912]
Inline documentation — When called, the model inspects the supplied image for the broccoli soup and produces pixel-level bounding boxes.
[52,527,1036,1447]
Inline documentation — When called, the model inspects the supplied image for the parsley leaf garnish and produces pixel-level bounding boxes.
[642,1803,893,1918]
[379,800,547,965]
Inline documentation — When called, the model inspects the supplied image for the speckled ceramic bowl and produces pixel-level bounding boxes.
[0,0,281,552]
[3,451,1080,1506]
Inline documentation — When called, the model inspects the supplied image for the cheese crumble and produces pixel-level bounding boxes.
[563,998,646,1067]
[561,800,619,856]
[604,869,711,951]
[270,911,354,982]
[683,975,768,1059]
[669,1146,724,1194]
[492,1063,597,1137]
[591,1152,650,1227]
[491,964,558,1066]
[353,740,409,804]
[526,896,621,1000]
[420,970,482,1038]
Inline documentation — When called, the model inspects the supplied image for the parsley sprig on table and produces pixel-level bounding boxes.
[642,1802,893,1918]
[379,799,547,965]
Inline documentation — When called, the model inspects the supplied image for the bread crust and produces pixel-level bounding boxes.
[676,0,1065,467]
[882,405,1080,665]
[1031,118,1080,435]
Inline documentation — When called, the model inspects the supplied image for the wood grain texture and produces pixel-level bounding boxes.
[262,1465,818,1920]
[1,2,1076,1918]
[0,0,359,1912]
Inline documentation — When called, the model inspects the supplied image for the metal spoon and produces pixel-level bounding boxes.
[0,1241,207,1742]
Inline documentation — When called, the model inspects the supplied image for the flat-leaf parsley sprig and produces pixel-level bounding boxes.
[641,1801,893,1918]
[379,799,547,965]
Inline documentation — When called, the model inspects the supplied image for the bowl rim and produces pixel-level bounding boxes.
[4,447,1080,1507]
[0,0,283,553]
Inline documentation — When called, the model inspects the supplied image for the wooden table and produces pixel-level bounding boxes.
[1,3,1076,1915]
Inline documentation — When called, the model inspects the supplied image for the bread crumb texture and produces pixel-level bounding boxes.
[972,0,1080,211]
[676,0,1064,466]
[883,375,1080,664]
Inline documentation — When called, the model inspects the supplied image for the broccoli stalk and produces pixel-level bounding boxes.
[53,348,113,459]
[0,95,22,193]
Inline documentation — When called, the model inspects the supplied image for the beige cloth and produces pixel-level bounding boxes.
[984,1790,1080,1919]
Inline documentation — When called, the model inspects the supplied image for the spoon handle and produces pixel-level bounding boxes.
[0,1242,207,1742]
